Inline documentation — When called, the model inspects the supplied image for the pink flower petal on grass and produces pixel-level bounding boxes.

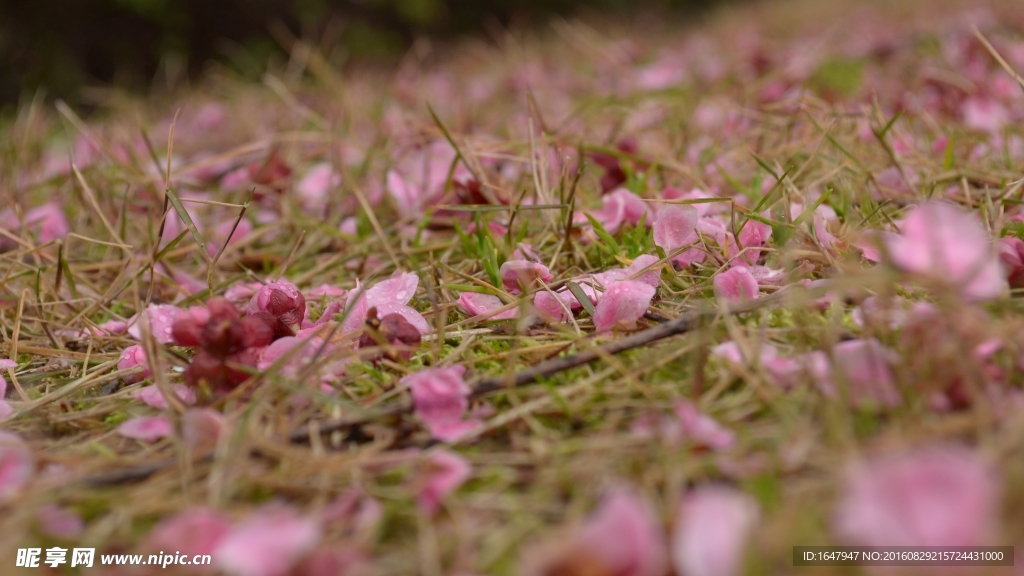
[625,254,662,287]
[711,341,778,367]
[118,345,152,384]
[117,416,173,442]
[653,205,699,263]
[575,486,669,576]
[134,384,196,410]
[182,409,225,453]
[884,202,1006,301]
[835,447,999,546]
[296,163,341,211]
[0,432,33,500]
[417,450,471,515]
[592,280,656,332]
[674,400,735,451]
[500,260,554,294]
[457,293,517,320]
[405,366,481,442]
[215,504,322,576]
[127,304,184,344]
[672,486,759,576]
[534,290,576,322]
[830,338,901,407]
[36,504,84,539]
[146,507,231,559]
[713,266,759,304]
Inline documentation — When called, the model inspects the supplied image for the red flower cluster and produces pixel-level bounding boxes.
[172,298,273,392]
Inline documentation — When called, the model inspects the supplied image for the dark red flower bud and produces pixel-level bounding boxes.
[246,281,306,339]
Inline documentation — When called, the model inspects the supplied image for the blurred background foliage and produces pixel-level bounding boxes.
[0,0,728,108]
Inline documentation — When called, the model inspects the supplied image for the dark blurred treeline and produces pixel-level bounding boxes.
[0,0,724,107]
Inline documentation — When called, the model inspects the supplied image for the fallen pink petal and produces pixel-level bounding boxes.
[592,280,656,331]
[117,416,174,442]
[672,486,759,576]
[713,266,760,304]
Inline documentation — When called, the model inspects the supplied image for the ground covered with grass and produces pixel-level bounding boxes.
[3,0,1024,574]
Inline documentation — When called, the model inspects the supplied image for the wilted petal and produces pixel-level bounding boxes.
[457,292,517,320]
[0,432,33,500]
[713,266,759,304]
[417,450,471,515]
[215,504,322,576]
[500,260,554,294]
[736,218,772,264]
[592,280,656,331]
[117,416,173,442]
[674,400,735,451]
[834,447,999,546]
[672,486,759,576]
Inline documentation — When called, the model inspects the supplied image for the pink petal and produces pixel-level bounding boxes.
[296,162,341,211]
[417,450,471,515]
[500,260,554,294]
[117,416,173,442]
[534,290,576,322]
[830,338,901,407]
[674,400,735,451]
[225,282,263,304]
[625,254,662,287]
[672,486,759,576]
[405,366,475,440]
[20,203,71,244]
[962,98,1009,133]
[374,301,430,334]
[182,409,225,453]
[366,271,420,306]
[886,202,1006,301]
[712,266,759,304]
[711,341,778,367]
[577,486,669,576]
[747,265,787,286]
[0,432,33,499]
[145,507,231,558]
[215,504,322,576]
[134,384,196,410]
[653,205,699,256]
[457,293,517,320]
[306,284,347,299]
[736,218,773,263]
[127,304,184,344]
[764,351,831,391]
[118,345,152,384]
[0,401,12,421]
[834,447,999,546]
[592,280,656,331]
[36,504,85,539]
[587,191,628,234]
